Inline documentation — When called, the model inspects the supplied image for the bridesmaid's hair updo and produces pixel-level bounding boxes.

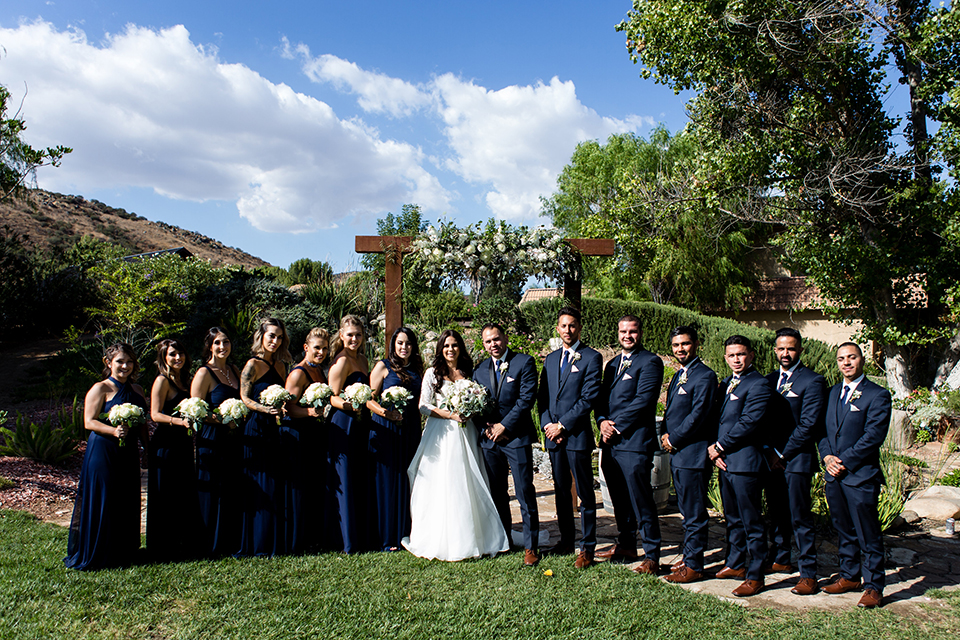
[305,327,331,348]
[386,327,424,385]
[201,326,232,363]
[101,342,140,381]
[330,315,366,357]
[155,338,191,390]
[431,329,473,394]
[252,317,293,363]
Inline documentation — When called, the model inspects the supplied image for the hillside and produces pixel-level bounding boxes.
[0,189,270,268]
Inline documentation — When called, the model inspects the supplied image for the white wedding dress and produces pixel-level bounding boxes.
[402,368,510,561]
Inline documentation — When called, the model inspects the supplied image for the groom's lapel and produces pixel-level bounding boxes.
[495,352,509,397]
[558,347,576,393]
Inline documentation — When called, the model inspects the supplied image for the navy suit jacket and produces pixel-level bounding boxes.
[594,349,663,454]
[765,364,827,475]
[538,344,602,452]
[473,349,538,449]
[716,368,772,474]
[819,378,891,487]
[663,358,718,470]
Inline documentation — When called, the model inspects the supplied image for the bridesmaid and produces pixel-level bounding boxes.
[238,317,292,557]
[147,338,201,561]
[327,315,371,553]
[191,327,242,557]
[283,327,330,553]
[65,342,147,570]
[367,327,424,551]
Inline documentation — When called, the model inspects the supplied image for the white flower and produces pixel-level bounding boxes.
[215,398,249,427]
[300,382,334,408]
[342,382,374,410]
[380,386,414,412]
[104,403,145,446]
[570,351,582,363]
[678,370,688,386]
[260,385,293,408]
[849,389,862,403]
[780,382,793,395]
[498,360,510,375]
[173,397,210,436]
[438,379,489,424]
[727,377,741,394]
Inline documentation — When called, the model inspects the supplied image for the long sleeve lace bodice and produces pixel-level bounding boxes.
[419,368,441,416]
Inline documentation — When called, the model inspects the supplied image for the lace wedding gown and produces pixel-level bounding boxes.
[402,368,510,561]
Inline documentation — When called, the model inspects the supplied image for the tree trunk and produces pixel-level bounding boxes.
[883,342,913,399]
[934,325,960,389]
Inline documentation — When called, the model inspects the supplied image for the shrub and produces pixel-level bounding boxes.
[413,290,472,331]
[0,412,78,466]
[472,296,522,333]
[0,476,14,490]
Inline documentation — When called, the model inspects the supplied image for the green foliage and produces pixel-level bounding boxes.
[707,467,722,513]
[1,83,72,202]
[0,476,14,490]
[413,290,472,331]
[56,396,87,443]
[937,468,960,487]
[0,412,78,466]
[472,296,521,333]
[879,443,907,531]
[283,258,334,286]
[520,296,840,381]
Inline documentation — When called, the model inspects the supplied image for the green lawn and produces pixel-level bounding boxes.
[2,510,959,639]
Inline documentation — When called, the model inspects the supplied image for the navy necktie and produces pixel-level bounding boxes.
[561,350,570,373]
[778,371,789,391]
[837,385,849,422]
[494,360,501,385]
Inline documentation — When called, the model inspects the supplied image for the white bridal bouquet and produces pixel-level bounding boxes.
[380,386,414,413]
[341,382,374,410]
[260,384,293,424]
[102,403,145,446]
[172,397,210,436]
[439,379,488,425]
[300,382,334,408]
[214,398,249,428]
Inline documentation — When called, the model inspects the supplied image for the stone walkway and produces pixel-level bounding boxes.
[508,473,960,615]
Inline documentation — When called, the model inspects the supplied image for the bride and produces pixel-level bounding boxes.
[402,329,510,561]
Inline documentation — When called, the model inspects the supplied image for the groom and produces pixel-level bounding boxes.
[474,323,541,567]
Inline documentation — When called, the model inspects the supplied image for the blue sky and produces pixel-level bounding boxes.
[1,1,690,269]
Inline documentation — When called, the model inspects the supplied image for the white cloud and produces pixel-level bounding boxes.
[0,20,450,232]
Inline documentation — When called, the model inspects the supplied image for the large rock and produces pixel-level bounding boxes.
[910,485,960,502]
[902,497,960,521]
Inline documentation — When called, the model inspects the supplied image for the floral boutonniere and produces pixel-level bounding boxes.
[677,370,688,386]
[849,389,862,403]
[569,351,582,364]
[727,377,741,394]
[498,360,509,375]
[780,382,793,395]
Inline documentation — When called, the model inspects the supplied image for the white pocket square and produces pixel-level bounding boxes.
[571,365,579,373]
[787,391,800,398]
[505,377,515,383]
[677,387,688,395]
[730,394,740,401]
[622,373,633,380]
[850,404,861,412]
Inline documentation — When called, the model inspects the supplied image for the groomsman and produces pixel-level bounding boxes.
[474,323,541,567]
[538,306,603,568]
[594,315,664,575]
[660,326,718,584]
[764,328,827,595]
[819,343,891,609]
[707,335,772,597]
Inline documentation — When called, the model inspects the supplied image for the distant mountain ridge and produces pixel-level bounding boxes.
[0,189,270,268]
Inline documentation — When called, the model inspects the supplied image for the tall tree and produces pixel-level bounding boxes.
[1,83,71,202]
[618,0,960,396]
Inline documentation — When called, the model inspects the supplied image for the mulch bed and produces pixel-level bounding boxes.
[0,454,82,523]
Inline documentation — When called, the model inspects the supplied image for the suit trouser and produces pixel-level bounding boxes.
[549,446,597,551]
[482,444,540,550]
[672,466,709,573]
[766,469,818,578]
[825,478,885,591]
[600,447,661,561]
[719,470,767,581]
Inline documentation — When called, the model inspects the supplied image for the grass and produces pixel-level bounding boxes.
[0,477,14,490]
[2,510,960,639]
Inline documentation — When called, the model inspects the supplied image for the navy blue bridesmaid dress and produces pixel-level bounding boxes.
[237,357,286,557]
[147,380,201,560]
[196,364,242,557]
[328,370,370,553]
[280,365,324,554]
[369,360,422,551]
[64,377,146,570]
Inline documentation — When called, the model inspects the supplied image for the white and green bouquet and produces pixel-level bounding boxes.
[260,384,293,424]
[341,382,374,410]
[439,379,488,425]
[380,386,414,413]
[102,403,145,446]
[172,397,210,436]
[300,382,334,408]
[214,398,249,428]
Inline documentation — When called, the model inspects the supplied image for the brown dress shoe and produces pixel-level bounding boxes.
[766,562,795,574]
[664,566,703,584]
[822,576,862,594]
[631,558,658,575]
[523,549,540,567]
[574,550,596,569]
[715,566,747,580]
[595,545,639,561]
[790,577,819,596]
[857,589,882,608]
[732,579,764,597]
[671,560,685,571]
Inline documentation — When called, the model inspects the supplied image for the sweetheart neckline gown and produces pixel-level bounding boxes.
[280,364,324,554]
[64,377,146,570]
[402,368,510,561]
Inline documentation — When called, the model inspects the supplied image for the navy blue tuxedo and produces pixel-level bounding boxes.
[595,349,663,560]
[764,364,827,577]
[716,368,772,581]
[662,358,717,573]
[537,343,602,551]
[473,350,540,549]
[819,377,891,592]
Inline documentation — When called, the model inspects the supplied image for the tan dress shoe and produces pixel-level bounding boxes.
[671,560,685,571]
[857,589,882,608]
[790,577,819,595]
[631,558,658,575]
[822,576,862,594]
[574,550,595,569]
[715,566,747,580]
[664,566,703,584]
[523,549,540,567]
[765,562,795,574]
[732,579,764,597]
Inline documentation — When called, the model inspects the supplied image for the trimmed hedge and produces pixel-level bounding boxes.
[520,297,841,385]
